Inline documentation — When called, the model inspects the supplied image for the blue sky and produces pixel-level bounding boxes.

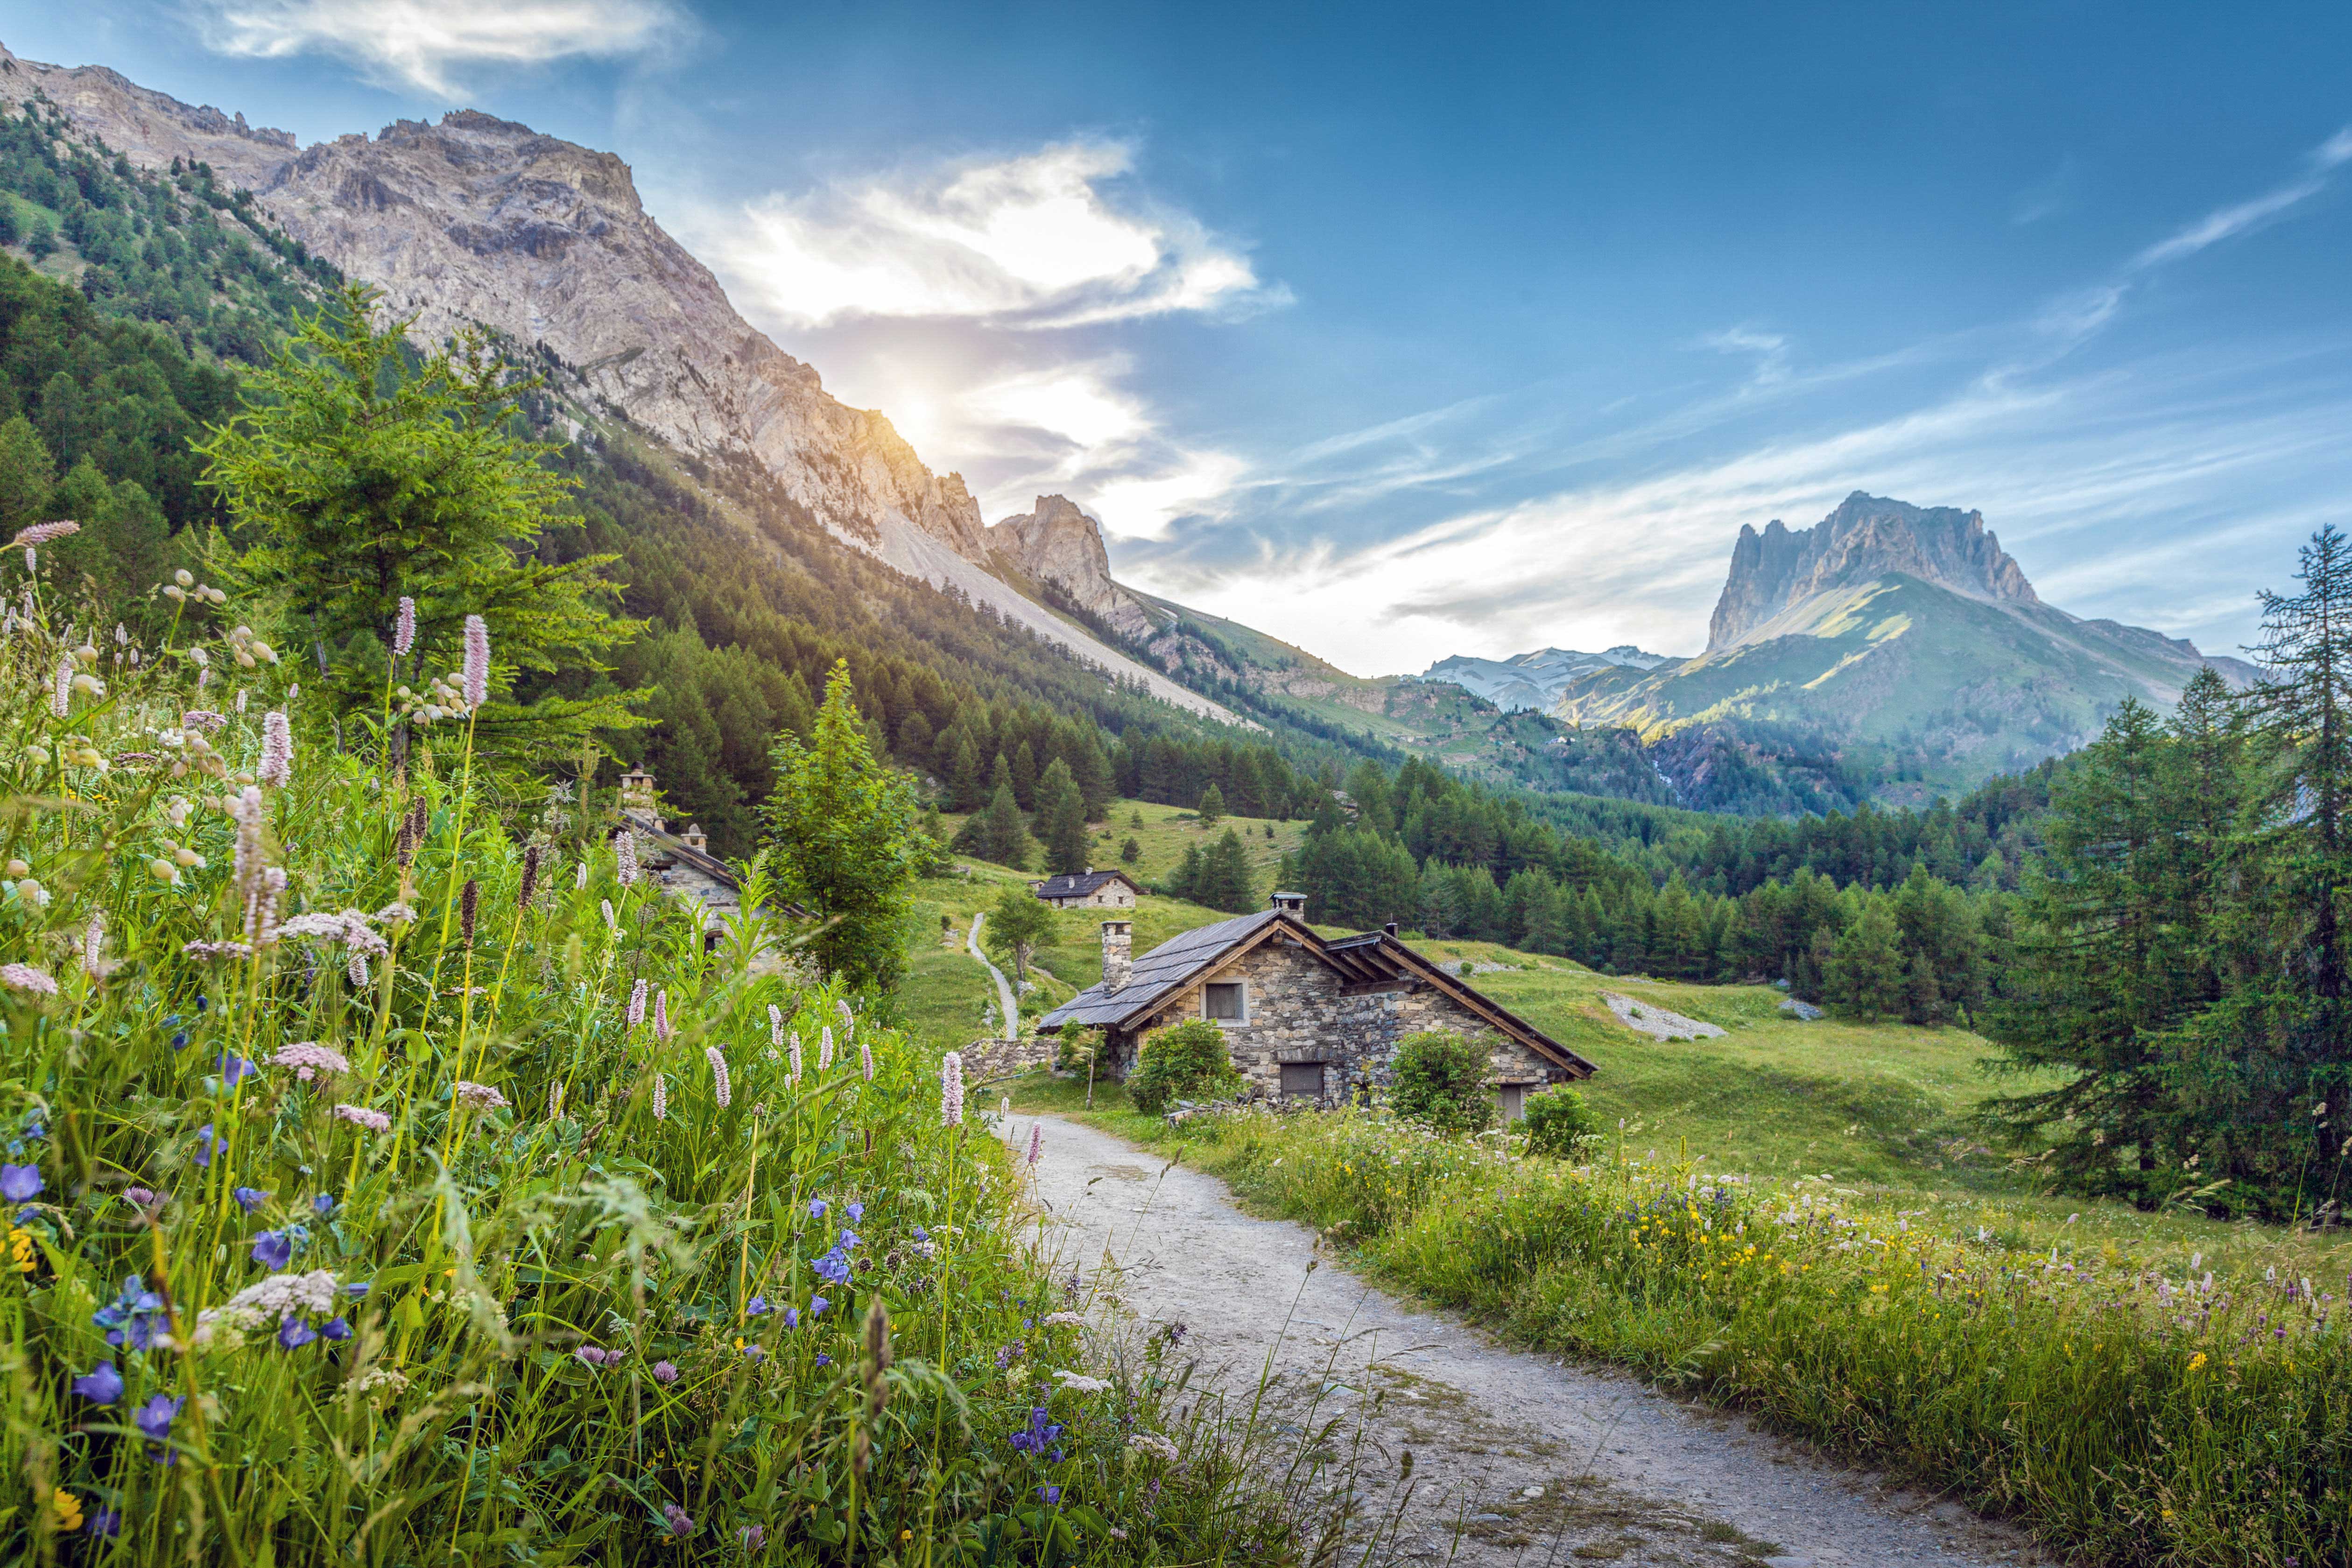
[9,3,2352,674]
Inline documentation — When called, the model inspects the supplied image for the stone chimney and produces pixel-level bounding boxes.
[1100,920,1133,990]
[681,823,707,854]
[1271,891,1305,915]
[1382,920,1399,937]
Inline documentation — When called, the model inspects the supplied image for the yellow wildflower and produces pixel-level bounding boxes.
[7,1228,34,1273]
[49,1490,82,1532]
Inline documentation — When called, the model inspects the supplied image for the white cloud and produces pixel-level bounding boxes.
[204,0,684,93]
[711,140,1281,329]
[2131,124,2352,270]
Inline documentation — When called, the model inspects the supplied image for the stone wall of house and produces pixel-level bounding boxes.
[961,1034,1058,1082]
[1124,933,1557,1098]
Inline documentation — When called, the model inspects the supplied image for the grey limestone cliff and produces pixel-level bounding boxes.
[1707,492,2038,653]
[987,495,1161,641]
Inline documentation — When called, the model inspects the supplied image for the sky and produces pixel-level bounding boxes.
[7,2,2352,675]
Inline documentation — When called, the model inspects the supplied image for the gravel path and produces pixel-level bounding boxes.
[965,911,1020,1037]
[1021,1113,2054,1568]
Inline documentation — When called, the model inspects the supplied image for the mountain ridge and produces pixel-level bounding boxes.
[0,38,1241,724]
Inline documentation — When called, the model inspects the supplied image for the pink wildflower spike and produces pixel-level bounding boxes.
[614,828,638,888]
[50,658,70,718]
[654,988,670,1042]
[258,710,292,788]
[392,596,415,659]
[787,1032,803,1085]
[836,998,854,1034]
[940,1052,965,1128]
[462,615,489,707]
[860,1041,875,1082]
[346,952,369,989]
[818,1026,833,1073]
[627,978,647,1031]
[706,1046,731,1108]
[1027,1123,1042,1167]
[650,1072,667,1122]
[81,909,106,979]
[0,963,58,995]
[767,1003,784,1047]
[9,520,78,549]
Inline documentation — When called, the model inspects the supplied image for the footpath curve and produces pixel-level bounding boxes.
[965,910,1020,1040]
[1022,1113,2052,1568]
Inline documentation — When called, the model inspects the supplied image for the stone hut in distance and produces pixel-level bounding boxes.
[1040,893,1594,1117]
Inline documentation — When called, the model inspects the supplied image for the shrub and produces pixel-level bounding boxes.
[1128,1017,1244,1115]
[1386,1030,1496,1136]
[1055,1024,1103,1075]
[1522,1085,1600,1159]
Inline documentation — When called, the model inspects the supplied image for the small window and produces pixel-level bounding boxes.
[1280,1062,1324,1098]
[1204,982,1246,1021]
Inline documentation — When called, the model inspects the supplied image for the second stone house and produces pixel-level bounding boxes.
[1039,894,1596,1117]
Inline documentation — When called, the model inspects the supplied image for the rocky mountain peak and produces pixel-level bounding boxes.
[987,496,1158,640]
[1706,492,2038,653]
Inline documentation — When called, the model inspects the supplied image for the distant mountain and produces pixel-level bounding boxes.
[1556,492,2259,797]
[987,495,1167,643]
[1421,646,1676,712]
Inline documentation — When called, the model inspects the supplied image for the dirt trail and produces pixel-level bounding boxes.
[1023,1113,2052,1568]
[965,911,1019,1037]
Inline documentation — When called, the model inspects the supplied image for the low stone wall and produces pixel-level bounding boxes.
[960,1034,1057,1082]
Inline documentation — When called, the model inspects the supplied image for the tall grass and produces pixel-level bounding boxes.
[1152,1105,2348,1568]
[0,576,1316,1564]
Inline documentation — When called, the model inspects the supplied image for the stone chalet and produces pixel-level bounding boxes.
[1039,893,1596,1118]
[1030,869,1142,909]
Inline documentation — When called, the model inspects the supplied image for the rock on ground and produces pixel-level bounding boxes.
[1021,1113,2053,1567]
[1602,992,1728,1041]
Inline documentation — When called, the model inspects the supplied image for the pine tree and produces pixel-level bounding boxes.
[1197,782,1226,824]
[201,284,644,760]
[951,780,1032,872]
[0,415,53,528]
[1202,827,1258,913]
[946,734,984,812]
[1035,756,1090,875]
[1010,740,1039,809]
[1826,900,1905,1020]
[760,660,925,997]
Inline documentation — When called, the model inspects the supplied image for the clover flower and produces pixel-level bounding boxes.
[462,615,489,708]
[392,596,415,658]
[653,1359,680,1384]
[739,1525,764,1551]
[272,1042,351,1082]
[258,709,292,788]
[1128,1431,1180,1463]
[333,1104,391,1133]
[707,1047,731,1108]
[662,1503,695,1538]
[455,1081,509,1111]
[0,963,57,996]
[940,1052,965,1127]
[576,1346,619,1368]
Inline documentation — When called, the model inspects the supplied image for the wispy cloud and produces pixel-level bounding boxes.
[1696,325,1791,386]
[710,140,1285,330]
[201,0,686,94]
[2130,124,2352,269]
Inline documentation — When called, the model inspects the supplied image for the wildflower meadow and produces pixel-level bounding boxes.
[1132,1102,2349,1568]
[0,545,1316,1564]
